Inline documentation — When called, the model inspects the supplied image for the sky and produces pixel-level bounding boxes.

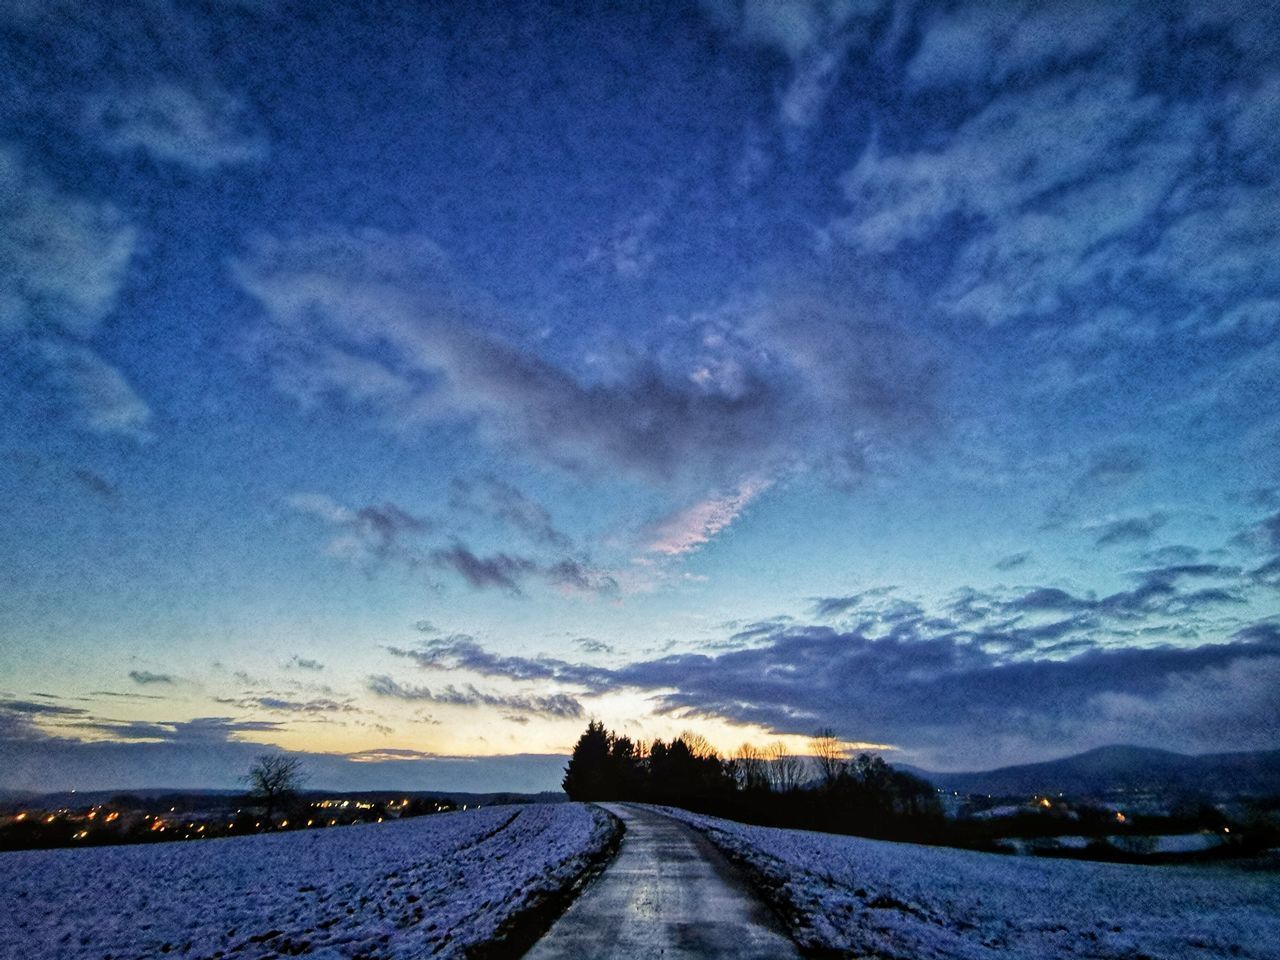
[2,0,1279,793]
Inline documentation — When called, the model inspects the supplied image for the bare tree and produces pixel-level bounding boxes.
[765,741,806,792]
[678,730,718,760]
[734,742,770,792]
[242,753,308,824]
[811,727,847,790]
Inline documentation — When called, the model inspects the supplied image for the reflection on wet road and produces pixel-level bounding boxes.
[523,803,800,959]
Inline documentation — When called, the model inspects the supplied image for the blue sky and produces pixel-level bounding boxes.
[2,0,1278,791]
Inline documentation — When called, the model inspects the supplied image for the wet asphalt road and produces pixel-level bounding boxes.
[522,802,801,959]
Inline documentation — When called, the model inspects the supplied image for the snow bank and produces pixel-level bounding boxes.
[3,803,617,959]
[655,806,1280,959]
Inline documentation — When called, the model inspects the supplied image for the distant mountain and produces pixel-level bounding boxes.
[903,745,1280,798]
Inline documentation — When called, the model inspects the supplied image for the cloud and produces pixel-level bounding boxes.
[4,1,270,172]
[0,700,276,747]
[128,670,174,685]
[288,491,615,597]
[387,634,551,677]
[214,695,355,714]
[698,0,864,60]
[402,554,1270,767]
[0,698,88,740]
[0,147,135,338]
[87,690,166,701]
[1234,511,1280,553]
[1044,444,1149,527]
[1091,511,1169,548]
[645,476,771,556]
[542,558,620,597]
[812,596,861,617]
[0,145,148,438]
[286,656,324,671]
[994,551,1030,571]
[573,637,615,655]
[344,747,438,763]
[286,492,434,569]
[0,725,570,793]
[72,468,118,500]
[449,475,570,548]
[602,620,1280,767]
[585,207,662,278]
[365,675,584,719]
[698,0,879,134]
[83,83,267,169]
[385,635,611,690]
[906,2,1131,90]
[1074,445,1149,493]
[400,605,1280,767]
[834,22,1280,357]
[1004,567,1243,621]
[840,71,1173,267]
[232,228,936,489]
[429,545,538,594]
[33,340,152,440]
[1252,555,1280,587]
[1140,544,1201,566]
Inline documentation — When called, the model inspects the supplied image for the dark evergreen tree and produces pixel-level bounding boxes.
[562,720,613,800]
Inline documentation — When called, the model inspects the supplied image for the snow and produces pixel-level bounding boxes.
[656,806,1280,960]
[2,803,616,960]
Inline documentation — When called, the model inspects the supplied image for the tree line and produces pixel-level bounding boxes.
[561,721,943,840]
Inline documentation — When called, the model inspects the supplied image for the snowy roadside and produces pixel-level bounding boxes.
[653,805,1280,960]
[3,802,620,960]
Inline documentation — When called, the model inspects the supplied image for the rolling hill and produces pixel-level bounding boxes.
[903,745,1280,798]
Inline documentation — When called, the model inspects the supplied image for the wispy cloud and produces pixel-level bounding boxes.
[233,229,936,488]
[906,2,1129,90]
[214,695,355,715]
[430,546,612,598]
[1,144,148,439]
[429,545,536,594]
[286,492,435,569]
[1090,512,1169,548]
[831,4,1280,400]
[698,0,874,135]
[449,475,570,548]
[645,476,771,556]
[994,551,1030,571]
[83,83,267,170]
[366,675,584,719]
[128,670,174,685]
[35,340,152,440]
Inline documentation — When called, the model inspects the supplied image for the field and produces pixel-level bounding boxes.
[2,803,616,960]
[658,806,1280,959]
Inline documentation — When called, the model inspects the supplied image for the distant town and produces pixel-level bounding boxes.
[0,789,558,852]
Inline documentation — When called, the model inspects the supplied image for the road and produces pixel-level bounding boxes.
[523,803,801,959]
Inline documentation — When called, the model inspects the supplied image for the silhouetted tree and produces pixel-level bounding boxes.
[560,721,939,842]
[766,741,806,792]
[610,733,646,798]
[562,720,613,800]
[812,728,846,790]
[242,753,307,824]
[734,743,770,793]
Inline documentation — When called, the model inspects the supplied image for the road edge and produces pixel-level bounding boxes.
[466,804,626,960]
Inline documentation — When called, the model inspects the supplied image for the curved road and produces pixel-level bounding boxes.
[524,803,800,959]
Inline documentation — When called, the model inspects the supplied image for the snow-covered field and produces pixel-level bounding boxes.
[3,803,617,960]
[657,806,1280,960]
